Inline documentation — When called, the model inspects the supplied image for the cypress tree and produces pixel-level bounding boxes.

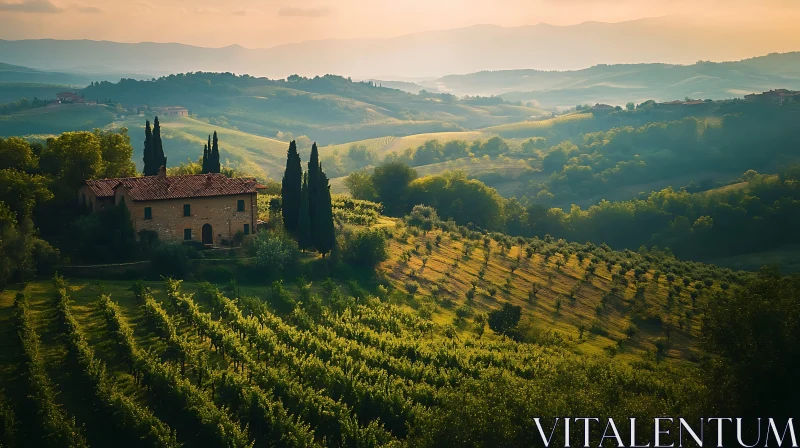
[142,120,153,175]
[313,168,335,258]
[280,140,302,233]
[297,172,312,252]
[307,142,320,227]
[210,131,221,173]
[207,143,213,173]
[150,116,167,174]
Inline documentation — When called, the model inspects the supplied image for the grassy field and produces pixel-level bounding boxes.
[319,130,488,157]
[328,155,540,195]
[483,112,595,138]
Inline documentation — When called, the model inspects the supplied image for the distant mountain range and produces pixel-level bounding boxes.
[0,62,152,86]
[2,17,800,79]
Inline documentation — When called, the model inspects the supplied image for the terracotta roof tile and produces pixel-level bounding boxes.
[85,174,262,201]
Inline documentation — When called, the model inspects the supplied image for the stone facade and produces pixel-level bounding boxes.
[80,171,262,246]
[116,189,257,245]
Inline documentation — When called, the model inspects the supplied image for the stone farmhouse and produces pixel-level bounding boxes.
[79,167,263,246]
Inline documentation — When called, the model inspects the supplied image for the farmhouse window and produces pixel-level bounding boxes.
[244,224,250,235]
[237,199,245,212]
[144,207,152,219]
[184,228,192,240]
[183,204,191,216]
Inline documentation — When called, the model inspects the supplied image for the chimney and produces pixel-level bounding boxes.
[158,165,166,179]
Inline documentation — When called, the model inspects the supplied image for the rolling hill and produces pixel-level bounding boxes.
[109,114,291,179]
[0,103,116,137]
[80,73,548,144]
[422,53,800,108]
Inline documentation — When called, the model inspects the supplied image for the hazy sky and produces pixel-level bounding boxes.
[1,0,799,47]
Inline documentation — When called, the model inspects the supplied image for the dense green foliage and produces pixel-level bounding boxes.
[702,266,800,419]
[351,159,800,263]
[526,169,800,259]
[338,227,389,268]
[0,129,136,284]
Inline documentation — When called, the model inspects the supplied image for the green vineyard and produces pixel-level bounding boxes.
[0,252,717,448]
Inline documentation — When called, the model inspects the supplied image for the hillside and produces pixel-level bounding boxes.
[423,53,800,107]
[0,103,116,137]
[80,73,548,144]
[0,82,75,103]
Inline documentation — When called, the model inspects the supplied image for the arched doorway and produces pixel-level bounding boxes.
[202,224,213,246]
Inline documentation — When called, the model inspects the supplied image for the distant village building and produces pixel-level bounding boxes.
[152,106,189,116]
[56,92,85,103]
[744,89,800,104]
[79,167,263,246]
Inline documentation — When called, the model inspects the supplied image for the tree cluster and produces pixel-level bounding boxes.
[142,117,167,176]
[281,141,335,257]
[201,131,221,174]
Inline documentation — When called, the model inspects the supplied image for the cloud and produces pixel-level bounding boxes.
[277,6,334,17]
[0,0,61,13]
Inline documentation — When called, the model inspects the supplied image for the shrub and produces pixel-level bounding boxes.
[150,243,193,279]
[488,303,522,337]
[269,280,296,314]
[182,240,206,252]
[137,229,160,255]
[31,238,59,276]
[465,288,475,302]
[589,321,608,337]
[625,323,639,338]
[455,305,472,320]
[339,227,389,268]
[247,230,299,274]
[197,264,235,283]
